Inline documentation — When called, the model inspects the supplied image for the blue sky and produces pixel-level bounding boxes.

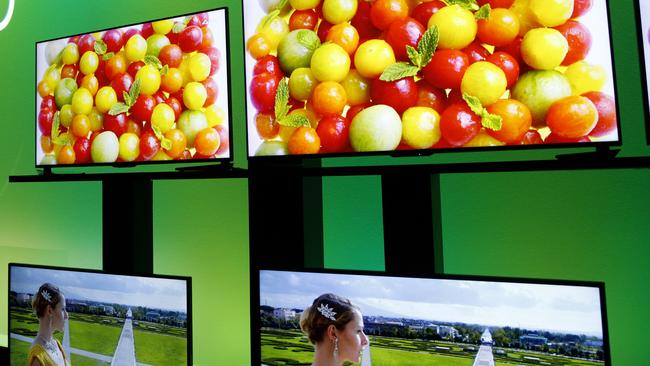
[11,265,188,312]
[260,271,604,338]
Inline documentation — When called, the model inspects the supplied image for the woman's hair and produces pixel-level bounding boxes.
[300,293,360,344]
[31,283,63,318]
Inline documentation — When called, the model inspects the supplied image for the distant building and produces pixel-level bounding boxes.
[273,308,296,321]
[585,340,604,348]
[101,305,115,315]
[438,325,459,339]
[520,334,548,346]
[17,293,32,304]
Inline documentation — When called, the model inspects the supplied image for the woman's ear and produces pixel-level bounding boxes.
[326,324,337,341]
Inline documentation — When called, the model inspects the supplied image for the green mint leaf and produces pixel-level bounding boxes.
[443,0,478,11]
[482,113,503,131]
[94,40,107,55]
[379,62,419,82]
[161,137,172,151]
[160,65,169,76]
[277,114,311,128]
[151,124,165,142]
[259,10,280,31]
[51,111,61,140]
[172,22,186,34]
[462,93,485,116]
[297,30,320,52]
[123,91,132,107]
[275,0,289,11]
[102,52,114,61]
[418,26,439,68]
[128,78,142,107]
[108,103,129,116]
[475,4,491,20]
[53,134,73,146]
[274,78,290,120]
[144,55,163,69]
[406,45,421,68]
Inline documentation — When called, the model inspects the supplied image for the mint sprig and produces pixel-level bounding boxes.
[443,0,479,11]
[274,78,310,128]
[94,40,108,55]
[462,93,503,131]
[109,78,142,116]
[474,4,491,20]
[144,55,163,70]
[173,16,193,34]
[380,26,439,82]
[258,10,280,31]
[51,111,73,146]
[152,125,172,150]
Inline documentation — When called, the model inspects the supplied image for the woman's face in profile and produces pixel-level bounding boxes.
[338,310,369,363]
[50,295,68,331]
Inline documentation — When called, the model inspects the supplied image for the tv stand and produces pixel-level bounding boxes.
[555,145,620,161]
[175,160,235,172]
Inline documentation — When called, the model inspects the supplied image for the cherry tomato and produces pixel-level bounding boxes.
[518,129,544,145]
[250,72,280,114]
[77,34,96,56]
[370,0,409,31]
[247,33,271,59]
[179,26,203,53]
[495,36,523,66]
[290,9,319,31]
[74,137,92,164]
[194,127,221,156]
[486,51,520,88]
[131,94,156,123]
[477,0,515,8]
[105,53,127,81]
[326,23,360,55]
[385,17,425,61]
[288,126,321,154]
[253,55,282,78]
[546,96,598,138]
[163,128,187,159]
[104,112,128,137]
[159,44,183,68]
[351,0,381,40]
[139,129,160,160]
[41,95,56,111]
[214,124,230,156]
[127,60,145,79]
[61,64,78,80]
[440,103,482,146]
[316,115,351,153]
[317,20,334,42]
[103,29,124,53]
[166,97,183,120]
[462,41,490,64]
[346,103,370,121]
[411,1,446,29]
[477,8,520,47]
[422,49,469,90]
[415,79,447,114]
[485,99,532,144]
[38,108,54,135]
[140,23,154,40]
[555,20,592,66]
[111,73,133,102]
[255,113,279,140]
[312,81,348,116]
[583,91,617,138]
[200,46,221,76]
[202,77,218,107]
[572,0,593,18]
[370,77,418,114]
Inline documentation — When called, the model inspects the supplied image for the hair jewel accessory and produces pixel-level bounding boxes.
[41,290,52,303]
[317,303,336,321]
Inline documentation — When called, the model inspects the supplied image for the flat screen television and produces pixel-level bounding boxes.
[8,263,192,365]
[243,0,620,158]
[36,7,231,167]
[636,0,650,144]
[252,269,610,366]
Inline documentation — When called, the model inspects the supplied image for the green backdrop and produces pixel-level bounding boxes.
[1,0,649,365]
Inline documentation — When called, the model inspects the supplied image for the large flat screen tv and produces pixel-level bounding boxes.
[243,0,620,158]
[36,7,231,167]
[8,263,192,365]
[253,269,609,366]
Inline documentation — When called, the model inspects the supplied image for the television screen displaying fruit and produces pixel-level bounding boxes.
[8,263,192,366]
[36,8,230,167]
[254,269,610,365]
[244,0,620,158]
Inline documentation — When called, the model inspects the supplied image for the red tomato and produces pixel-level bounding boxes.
[139,129,160,160]
[485,99,532,144]
[370,77,418,114]
[253,55,282,78]
[290,9,319,31]
[462,41,490,64]
[546,96,598,138]
[352,1,381,41]
[555,20,592,66]
[250,72,280,114]
[74,137,92,164]
[517,129,544,145]
[411,1,446,29]
[415,79,447,114]
[179,26,203,53]
[316,115,352,153]
[111,73,133,102]
[486,51,520,88]
[572,0,593,18]
[370,0,409,31]
[422,49,469,90]
[104,112,127,137]
[583,91,617,138]
[385,17,425,61]
[477,0,515,8]
[131,94,157,123]
[440,103,482,146]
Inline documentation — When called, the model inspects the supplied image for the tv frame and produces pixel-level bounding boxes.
[34,6,233,169]
[7,262,193,366]
[250,266,611,366]
[241,0,622,161]
[635,0,650,145]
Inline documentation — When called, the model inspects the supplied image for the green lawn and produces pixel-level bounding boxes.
[133,328,187,365]
[68,316,122,356]
[9,338,30,366]
[370,347,474,366]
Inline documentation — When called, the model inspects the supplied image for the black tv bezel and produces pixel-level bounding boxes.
[7,262,193,366]
[34,6,233,169]
[250,266,611,366]
[241,0,623,161]
[634,0,650,145]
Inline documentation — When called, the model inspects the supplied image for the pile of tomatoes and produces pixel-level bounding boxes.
[37,11,229,165]
[246,0,617,156]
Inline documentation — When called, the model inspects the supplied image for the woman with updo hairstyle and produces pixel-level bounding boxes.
[299,293,369,366]
[28,283,69,366]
